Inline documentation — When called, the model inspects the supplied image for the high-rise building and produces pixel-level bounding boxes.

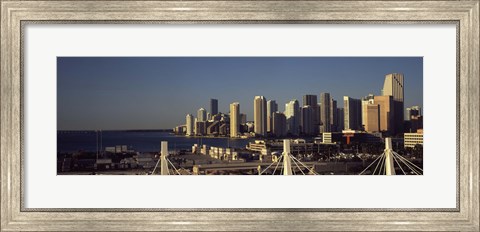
[374,95,394,134]
[197,108,207,122]
[266,100,278,133]
[303,95,320,134]
[320,93,331,132]
[382,73,404,134]
[361,94,375,129]
[285,99,300,135]
[337,108,345,131]
[210,99,218,116]
[330,98,338,132]
[343,96,362,130]
[364,104,380,132]
[272,112,287,137]
[240,113,247,125]
[186,114,194,136]
[229,102,240,138]
[254,96,267,136]
[301,106,314,135]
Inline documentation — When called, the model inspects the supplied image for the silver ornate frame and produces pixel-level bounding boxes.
[1,1,479,231]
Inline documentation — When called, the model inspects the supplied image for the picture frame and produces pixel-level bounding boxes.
[1,0,478,231]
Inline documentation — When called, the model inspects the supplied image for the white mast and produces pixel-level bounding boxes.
[384,138,396,175]
[160,141,170,175]
[282,139,293,175]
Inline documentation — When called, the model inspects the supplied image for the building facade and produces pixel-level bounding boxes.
[285,99,300,135]
[197,108,207,122]
[343,96,362,130]
[229,102,240,138]
[210,99,218,116]
[320,93,331,132]
[185,114,194,136]
[272,112,287,137]
[254,96,267,136]
[266,100,278,133]
[382,73,404,135]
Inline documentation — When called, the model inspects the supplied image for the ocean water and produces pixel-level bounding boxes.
[57,131,253,153]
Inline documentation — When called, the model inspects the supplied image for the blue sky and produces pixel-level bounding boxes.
[57,57,423,130]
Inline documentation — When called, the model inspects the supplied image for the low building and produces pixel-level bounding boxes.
[404,129,423,148]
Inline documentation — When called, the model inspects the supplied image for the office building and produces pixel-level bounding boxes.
[185,114,194,136]
[303,94,320,134]
[267,100,278,133]
[374,95,394,134]
[320,93,331,132]
[382,73,404,135]
[272,112,287,137]
[301,106,314,135]
[364,104,380,133]
[229,102,240,138]
[197,108,207,122]
[285,99,300,135]
[254,96,267,136]
[361,94,375,129]
[343,96,362,130]
[404,129,423,148]
[210,99,218,116]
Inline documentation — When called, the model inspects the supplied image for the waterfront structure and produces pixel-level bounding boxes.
[210,99,218,116]
[254,96,267,136]
[320,93,331,132]
[230,102,240,138]
[303,94,320,134]
[285,99,300,135]
[343,96,362,130]
[197,108,207,122]
[330,98,338,132]
[267,100,278,133]
[272,112,287,137]
[374,95,394,134]
[364,104,381,133]
[382,73,404,135]
[404,129,423,148]
[185,114,194,136]
[301,106,315,135]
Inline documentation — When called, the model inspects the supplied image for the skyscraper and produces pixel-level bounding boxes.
[266,100,278,133]
[197,108,207,122]
[301,106,314,135]
[254,96,267,136]
[229,102,240,138]
[272,112,287,137]
[320,93,331,132]
[285,99,300,135]
[374,95,394,134]
[210,99,218,116]
[186,114,194,136]
[382,73,404,134]
[303,94,319,134]
[343,96,362,130]
[330,98,338,132]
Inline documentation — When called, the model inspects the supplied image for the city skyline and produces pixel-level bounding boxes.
[58,57,423,130]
